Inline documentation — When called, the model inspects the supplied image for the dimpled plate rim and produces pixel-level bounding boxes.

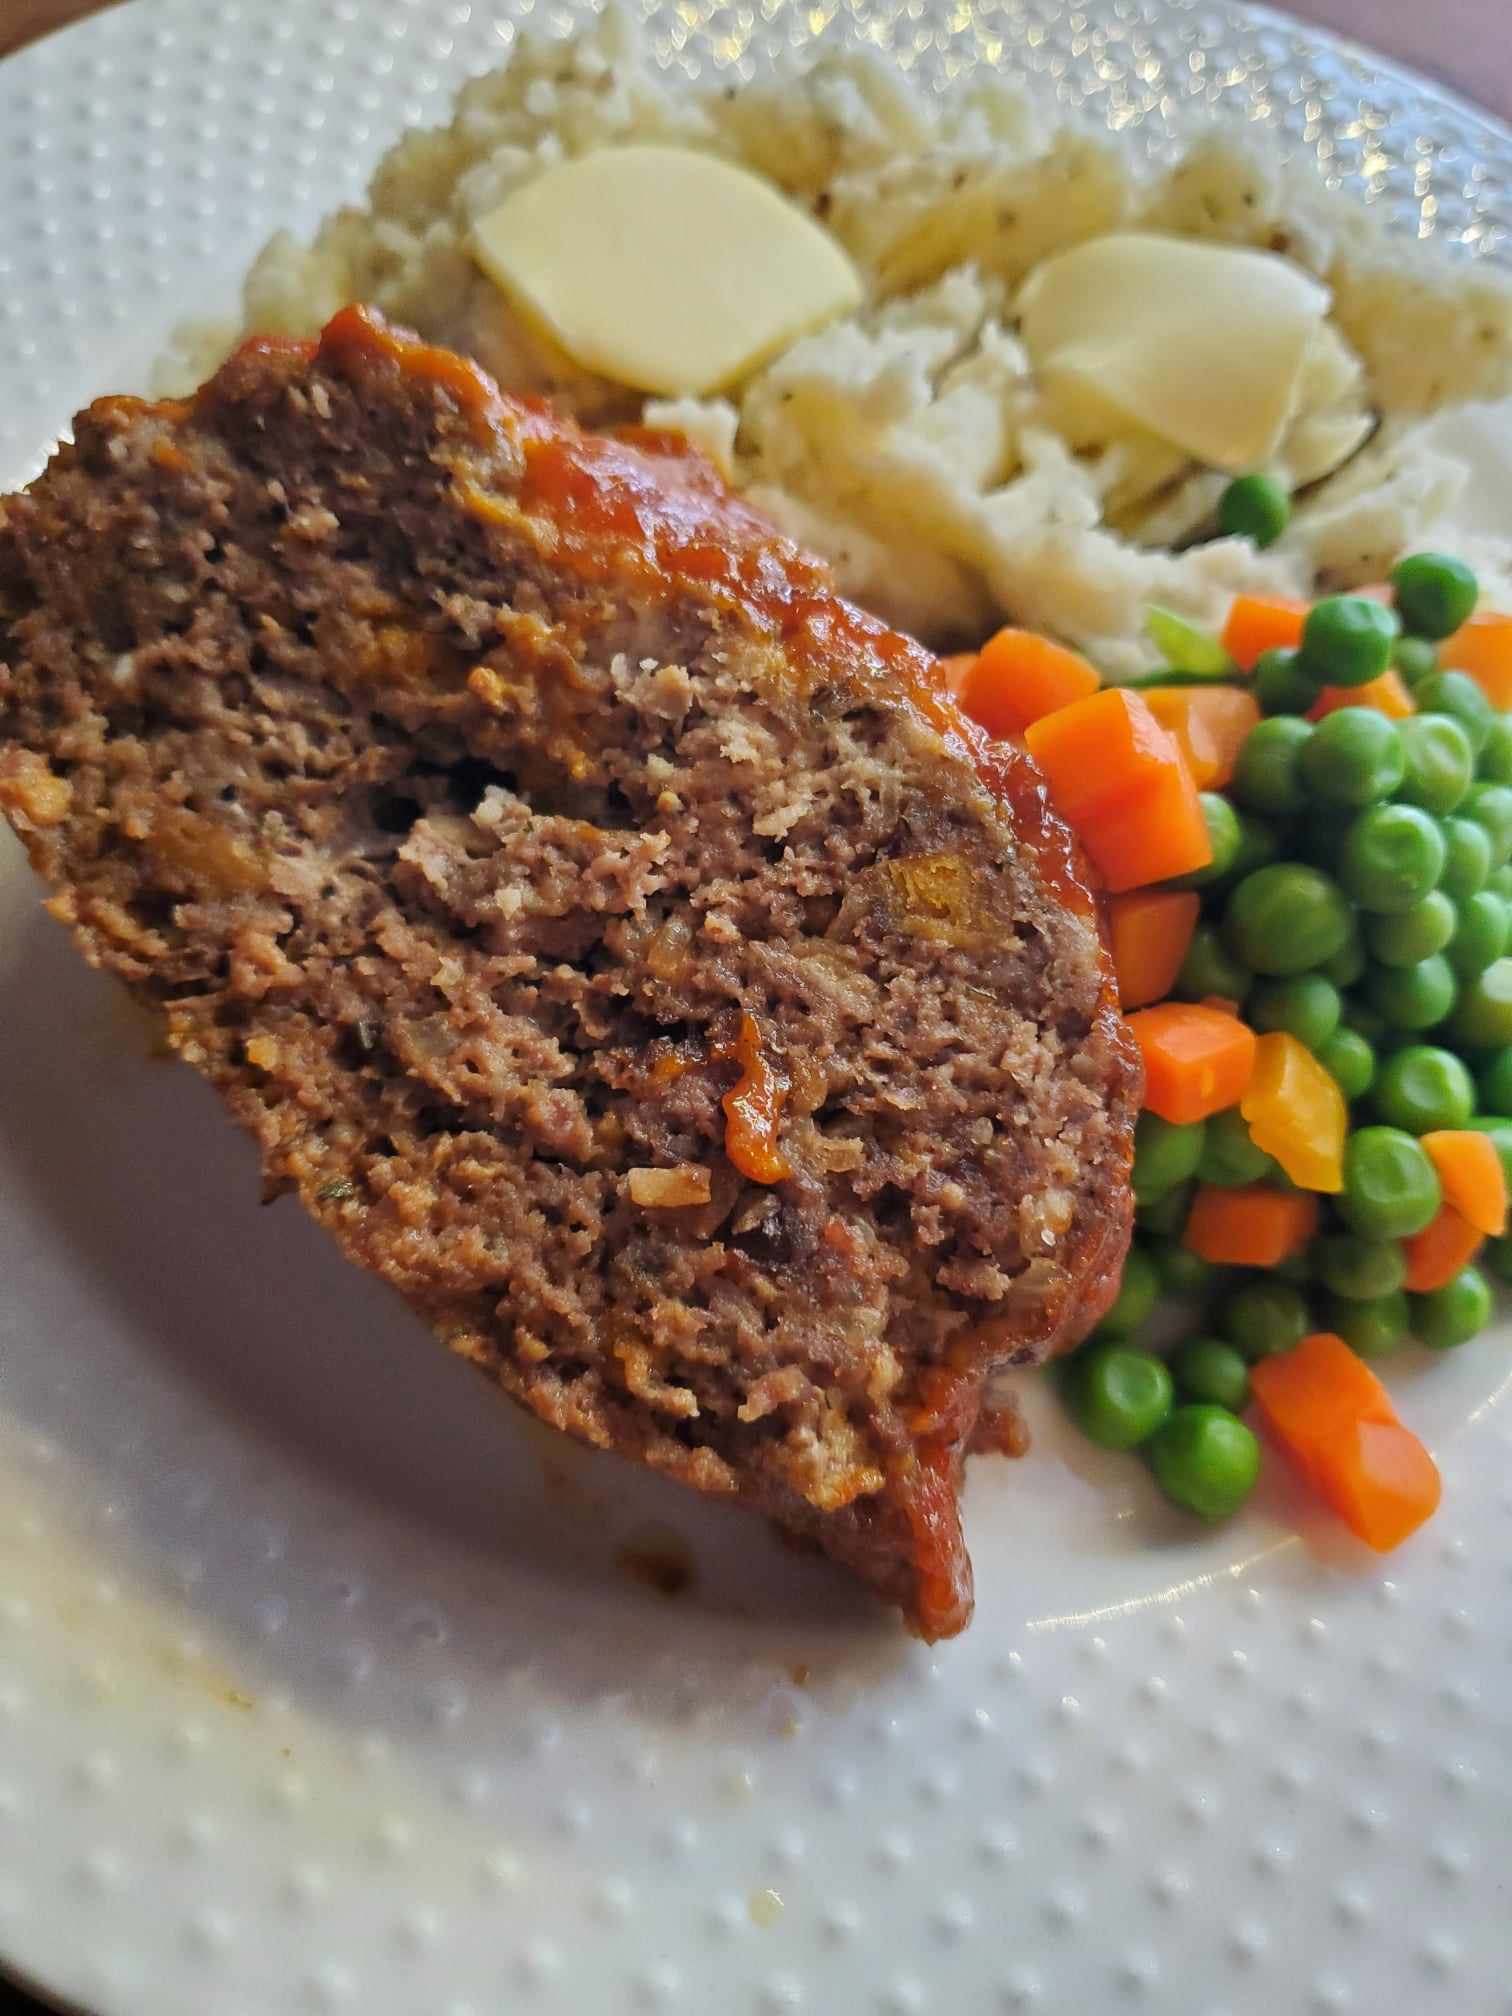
[0,4,1510,2015]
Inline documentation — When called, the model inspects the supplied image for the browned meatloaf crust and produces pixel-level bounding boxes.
[0,307,1138,1638]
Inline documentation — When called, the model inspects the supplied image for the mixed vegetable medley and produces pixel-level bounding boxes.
[945,522,1512,1551]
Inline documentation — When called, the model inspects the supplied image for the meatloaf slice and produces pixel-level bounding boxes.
[0,307,1138,1637]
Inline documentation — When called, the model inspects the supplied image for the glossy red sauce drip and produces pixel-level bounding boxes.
[318,305,504,427]
[715,1013,792,1186]
[900,1366,980,1641]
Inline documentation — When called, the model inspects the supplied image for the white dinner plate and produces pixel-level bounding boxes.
[1,3,1510,2012]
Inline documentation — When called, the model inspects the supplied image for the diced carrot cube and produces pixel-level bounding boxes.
[1143,685,1260,791]
[1441,611,1512,708]
[1221,593,1309,671]
[1125,1003,1257,1123]
[1251,1335,1440,1553]
[1420,1129,1508,1238]
[1249,1332,1396,1451]
[1323,1419,1443,1552]
[1183,1183,1317,1266]
[1023,688,1178,827]
[1400,1202,1484,1293]
[1307,669,1416,722]
[1106,889,1200,1010]
[1077,758,1213,892]
[955,628,1100,738]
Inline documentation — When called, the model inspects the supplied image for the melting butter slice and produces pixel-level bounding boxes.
[471,146,863,398]
[1019,232,1332,471]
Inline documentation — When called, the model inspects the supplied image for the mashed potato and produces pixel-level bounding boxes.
[166,7,1512,672]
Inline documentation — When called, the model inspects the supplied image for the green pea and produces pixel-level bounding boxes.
[1232,716,1314,816]
[1314,1233,1407,1301]
[1490,864,1512,901]
[1414,671,1495,755]
[1093,1245,1162,1337]
[1253,647,1322,718]
[1151,1240,1216,1297]
[1317,1025,1376,1100]
[1477,713,1512,786]
[1195,1106,1277,1188]
[1476,1047,1512,1117]
[1344,1001,1390,1048]
[1390,552,1479,639]
[1339,803,1447,914]
[1319,926,1367,990]
[1170,1337,1250,1411]
[1296,808,1357,874]
[1371,1044,1476,1133]
[1132,1114,1208,1205]
[1396,713,1475,816]
[1462,782,1512,866]
[1338,1125,1442,1238]
[1483,1232,1512,1283]
[1064,1344,1175,1448]
[1438,816,1492,899]
[1145,605,1231,676]
[1447,889,1509,978]
[1271,1249,1313,1286]
[1297,707,1405,806]
[1174,922,1251,1004]
[1218,474,1291,548]
[1322,1290,1410,1360]
[1249,973,1342,1050]
[1365,889,1456,966]
[1365,954,1457,1031]
[1221,1278,1311,1360]
[1167,793,1243,889]
[1224,864,1353,975]
[1138,1181,1193,1239]
[1217,814,1282,891]
[1391,635,1440,687]
[1411,1266,1493,1350]
[1149,1405,1261,1520]
[1299,595,1398,688]
[1446,957,1512,1048]
[1470,1116,1512,1195]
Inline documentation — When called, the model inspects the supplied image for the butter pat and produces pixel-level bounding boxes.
[471,146,863,398]
[1019,231,1332,471]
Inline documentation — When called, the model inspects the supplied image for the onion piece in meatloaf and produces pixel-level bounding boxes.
[0,308,1138,1638]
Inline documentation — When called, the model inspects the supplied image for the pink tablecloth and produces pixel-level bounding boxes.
[1291,0,1510,122]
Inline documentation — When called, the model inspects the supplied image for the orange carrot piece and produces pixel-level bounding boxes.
[955,627,1100,738]
[1400,1201,1485,1293]
[1183,1183,1318,1266]
[1106,889,1200,1010]
[1324,1419,1443,1552]
[1023,687,1178,827]
[1184,685,1261,789]
[1249,1331,1396,1446]
[1125,1003,1257,1124]
[1025,688,1212,890]
[1077,757,1213,892]
[1137,686,1215,779]
[1250,1334,1440,1552]
[1307,669,1416,722]
[1143,686,1261,791]
[1420,1129,1509,1237]
[1221,593,1309,671]
[1441,610,1512,708]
